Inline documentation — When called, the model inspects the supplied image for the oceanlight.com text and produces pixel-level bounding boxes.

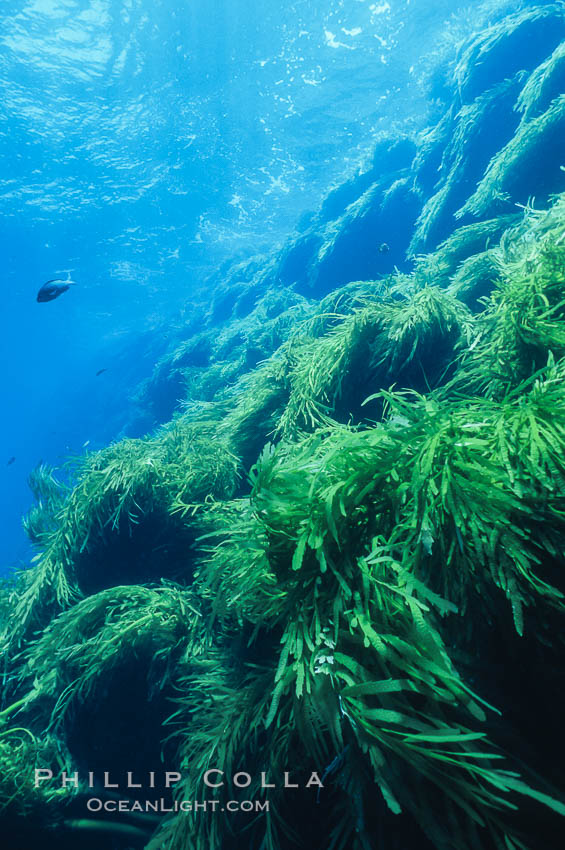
[86,797,270,814]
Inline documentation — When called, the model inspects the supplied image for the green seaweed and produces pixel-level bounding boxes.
[22,464,69,548]
[276,284,467,437]
[453,5,565,104]
[414,214,519,290]
[21,584,203,731]
[157,395,565,849]
[457,212,565,395]
[447,249,499,308]
[516,42,565,120]
[457,95,565,219]
[0,694,79,833]
[1,419,238,658]
[3,100,565,850]
[410,76,523,254]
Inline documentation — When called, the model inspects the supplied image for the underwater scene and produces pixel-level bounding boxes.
[2,0,565,848]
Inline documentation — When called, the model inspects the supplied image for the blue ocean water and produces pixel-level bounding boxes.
[0,0,512,573]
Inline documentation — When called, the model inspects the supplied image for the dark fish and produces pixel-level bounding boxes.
[95,368,108,377]
[378,242,390,254]
[37,278,76,303]
[7,456,15,466]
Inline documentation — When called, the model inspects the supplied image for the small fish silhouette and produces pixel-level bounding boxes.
[95,368,108,377]
[37,278,76,303]
[7,456,15,466]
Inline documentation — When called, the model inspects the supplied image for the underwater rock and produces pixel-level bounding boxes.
[277,231,323,288]
[7,10,565,849]
[410,74,524,254]
[454,5,565,104]
[301,177,420,297]
[318,135,417,224]
[458,94,565,219]
[516,40,565,120]
[414,213,520,294]
[5,193,565,850]
[448,250,500,310]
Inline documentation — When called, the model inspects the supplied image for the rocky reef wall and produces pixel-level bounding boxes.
[2,6,565,850]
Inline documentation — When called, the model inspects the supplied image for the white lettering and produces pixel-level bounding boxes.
[260,772,275,788]
[284,772,298,788]
[62,771,79,788]
[203,769,224,787]
[306,772,324,788]
[103,772,118,789]
[34,769,52,787]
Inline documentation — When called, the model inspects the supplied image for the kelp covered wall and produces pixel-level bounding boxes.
[2,6,565,850]
[125,5,565,436]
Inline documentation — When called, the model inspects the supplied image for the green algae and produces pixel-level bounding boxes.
[516,41,565,120]
[457,95,565,220]
[410,75,524,254]
[3,16,565,846]
[23,584,204,731]
[456,208,565,396]
[22,465,69,548]
[408,6,565,257]
[2,420,238,656]
[453,5,565,104]
[137,285,311,422]
[413,214,520,289]
[270,283,467,438]
[2,192,565,850]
